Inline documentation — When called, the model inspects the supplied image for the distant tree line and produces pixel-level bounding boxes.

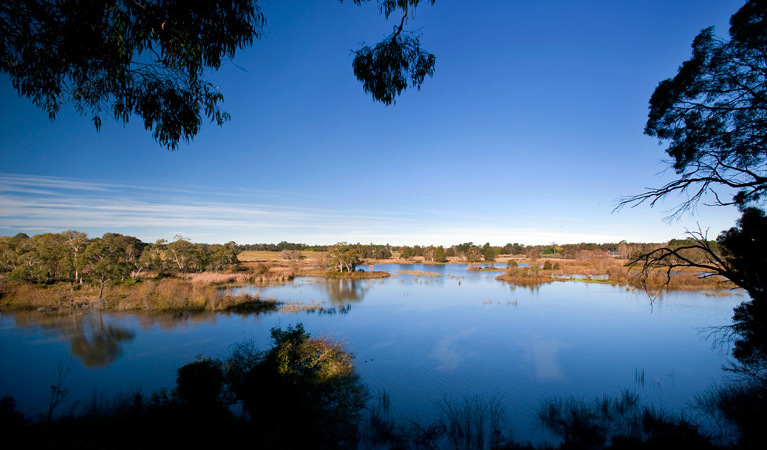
[0,232,239,298]
[237,242,397,257]
[237,241,327,252]
[323,243,394,272]
[394,241,664,262]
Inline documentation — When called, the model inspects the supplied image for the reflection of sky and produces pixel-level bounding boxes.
[524,334,570,381]
[431,327,477,372]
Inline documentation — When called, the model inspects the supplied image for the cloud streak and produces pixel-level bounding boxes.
[0,173,425,243]
[0,173,659,245]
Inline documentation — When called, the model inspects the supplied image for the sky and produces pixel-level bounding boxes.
[0,0,747,246]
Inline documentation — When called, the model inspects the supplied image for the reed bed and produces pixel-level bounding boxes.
[182,271,251,285]
[494,259,737,293]
[0,279,280,313]
[280,301,325,313]
[0,282,83,310]
[395,270,442,277]
[300,269,391,279]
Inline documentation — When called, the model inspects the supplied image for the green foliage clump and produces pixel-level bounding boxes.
[482,243,496,262]
[466,247,483,263]
[433,246,448,263]
[0,0,264,149]
[232,324,368,449]
[326,243,363,272]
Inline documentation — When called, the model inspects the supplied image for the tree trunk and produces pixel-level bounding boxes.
[98,277,105,300]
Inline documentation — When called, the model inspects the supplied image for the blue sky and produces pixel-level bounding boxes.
[0,0,746,245]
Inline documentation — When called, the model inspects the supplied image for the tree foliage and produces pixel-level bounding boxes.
[346,1,436,105]
[0,0,264,149]
[231,324,368,449]
[433,245,447,263]
[325,242,363,272]
[618,0,767,217]
[482,242,496,262]
[0,231,240,290]
[80,233,139,299]
[621,0,767,386]
[1,0,437,148]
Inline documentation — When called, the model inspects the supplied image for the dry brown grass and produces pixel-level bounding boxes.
[182,272,251,285]
[300,269,391,279]
[628,269,735,292]
[238,250,323,262]
[395,270,442,277]
[495,266,557,287]
[492,257,736,293]
[0,279,280,313]
[280,301,325,313]
[0,282,87,310]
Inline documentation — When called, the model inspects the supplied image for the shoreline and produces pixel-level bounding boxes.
[0,258,738,314]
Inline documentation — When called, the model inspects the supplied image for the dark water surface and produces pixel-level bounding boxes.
[0,264,744,442]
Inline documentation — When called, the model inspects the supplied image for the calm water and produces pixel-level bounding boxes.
[0,264,745,442]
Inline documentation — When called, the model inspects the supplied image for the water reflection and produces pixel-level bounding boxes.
[503,280,547,293]
[431,328,478,372]
[70,320,134,367]
[13,313,135,368]
[525,334,570,380]
[321,278,370,305]
[135,311,218,330]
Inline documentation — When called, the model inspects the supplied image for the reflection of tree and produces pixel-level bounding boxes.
[322,279,370,305]
[12,313,135,368]
[502,279,550,293]
[68,315,134,367]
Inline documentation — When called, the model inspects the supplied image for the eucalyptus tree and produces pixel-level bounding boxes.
[433,245,447,263]
[166,236,204,273]
[62,230,88,283]
[1,0,437,149]
[326,243,363,272]
[619,1,766,216]
[207,244,240,272]
[422,245,436,262]
[80,233,136,300]
[619,0,766,383]
[482,242,496,262]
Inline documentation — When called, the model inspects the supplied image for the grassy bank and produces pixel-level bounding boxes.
[0,278,279,313]
[299,269,391,279]
[494,258,737,293]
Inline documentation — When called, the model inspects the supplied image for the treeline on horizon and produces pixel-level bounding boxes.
[237,240,667,259]
[1,229,682,278]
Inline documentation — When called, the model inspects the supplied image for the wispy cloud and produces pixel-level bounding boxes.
[0,173,424,242]
[0,173,665,244]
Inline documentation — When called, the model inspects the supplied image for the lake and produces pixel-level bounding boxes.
[0,263,744,443]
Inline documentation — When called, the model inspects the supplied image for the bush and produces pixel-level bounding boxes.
[174,358,225,407]
[232,324,368,449]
